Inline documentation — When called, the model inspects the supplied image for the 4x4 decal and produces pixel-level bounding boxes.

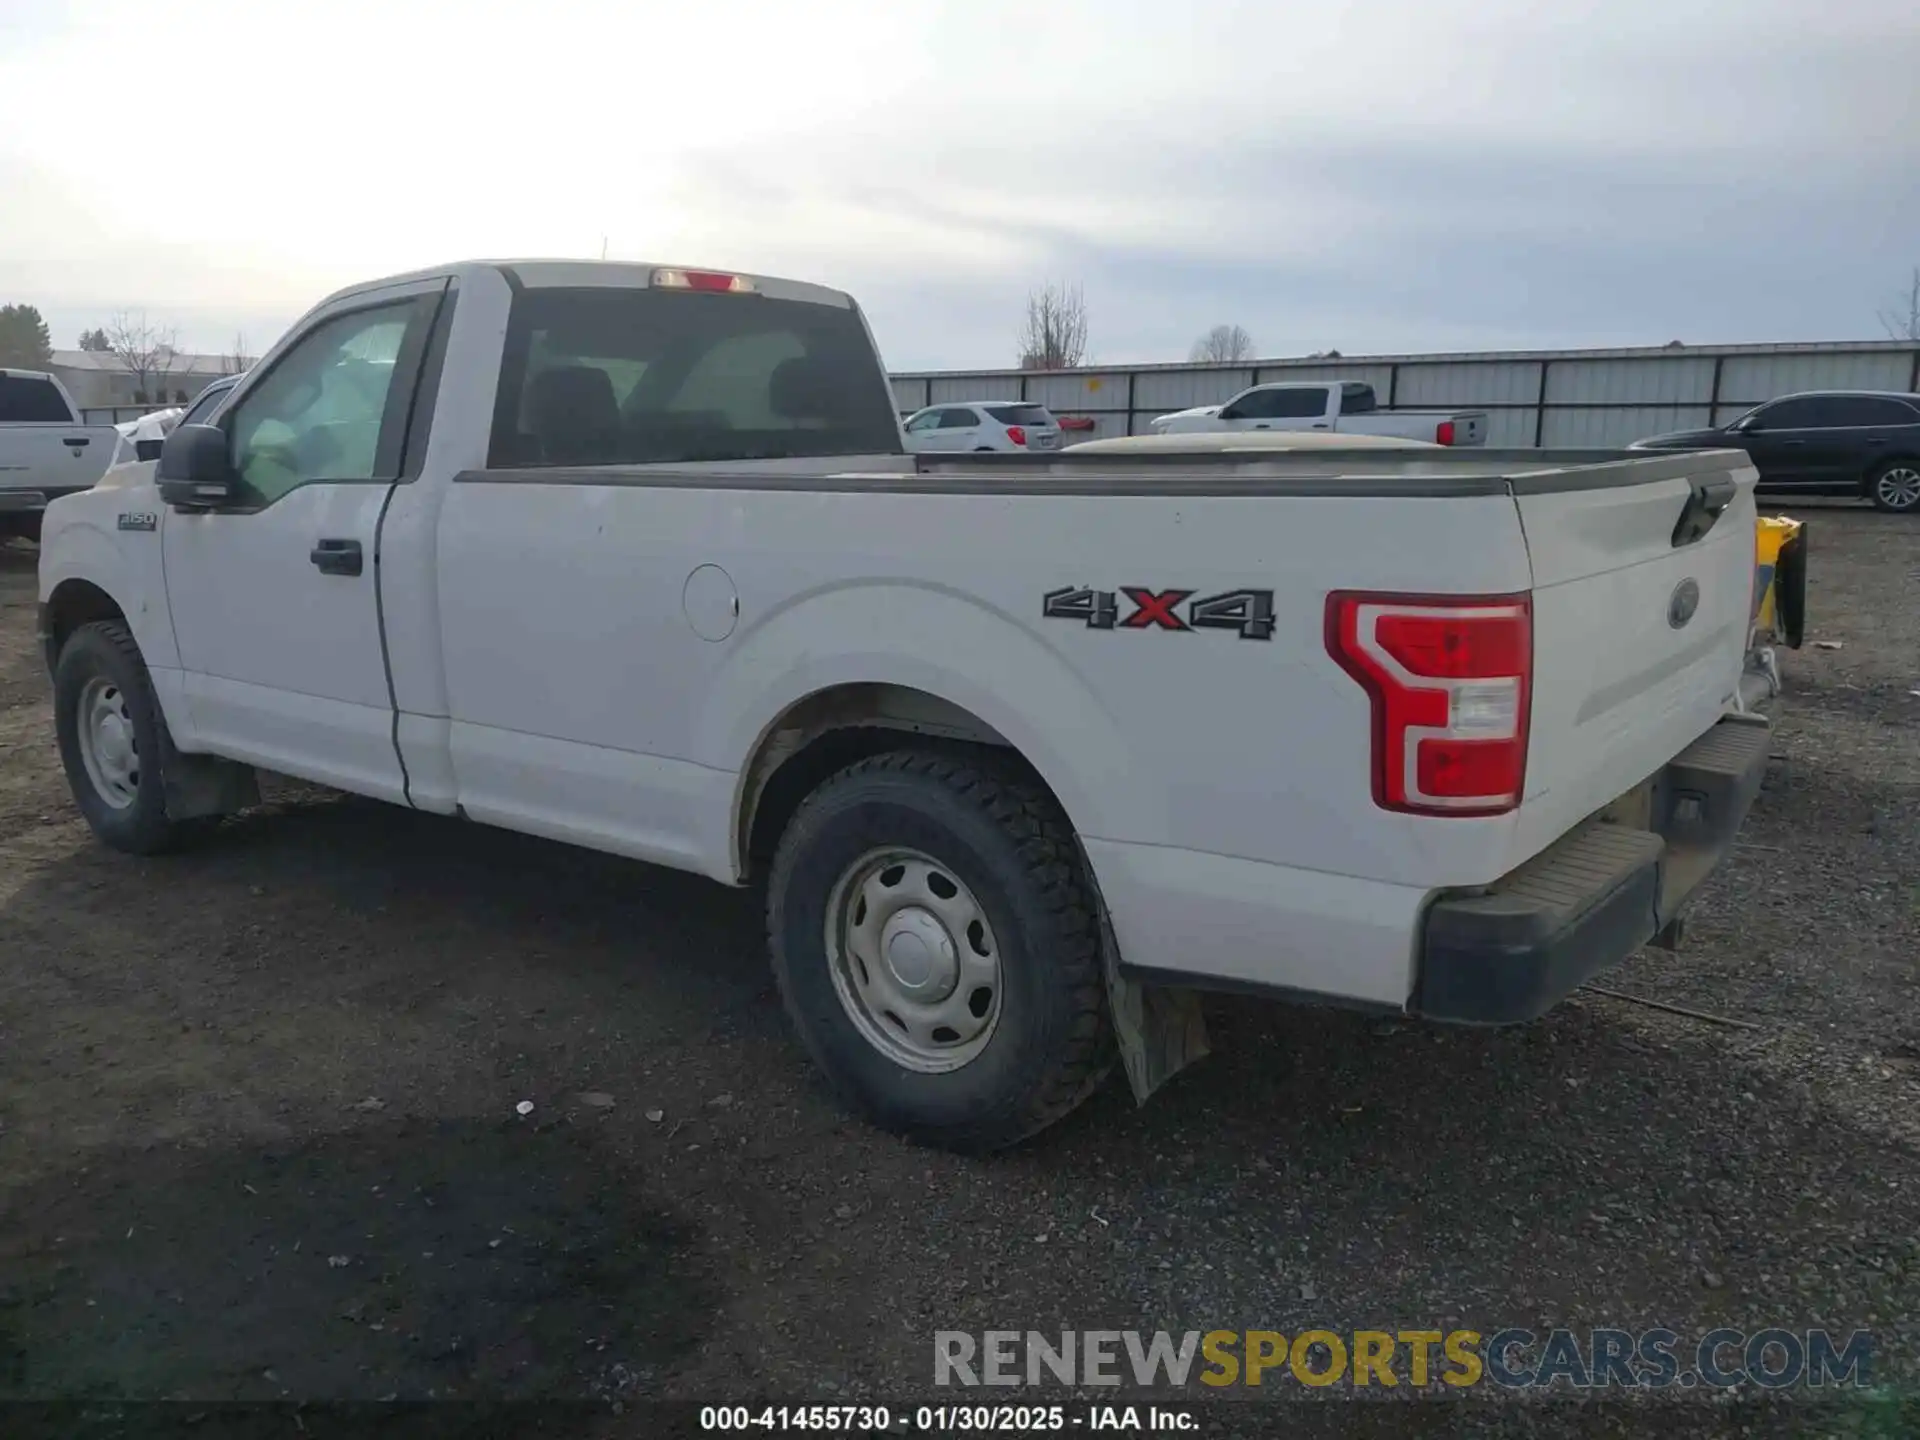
[1042,586,1276,640]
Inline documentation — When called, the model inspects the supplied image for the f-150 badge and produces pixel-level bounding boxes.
[1042,586,1275,640]
[117,512,158,532]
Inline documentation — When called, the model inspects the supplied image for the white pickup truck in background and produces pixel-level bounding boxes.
[1150,380,1488,445]
[37,259,1768,1152]
[0,369,120,541]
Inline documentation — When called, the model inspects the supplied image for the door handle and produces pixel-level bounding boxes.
[1311,422,1330,429]
[63,436,91,447]
[310,538,363,576]
[1253,423,1271,429]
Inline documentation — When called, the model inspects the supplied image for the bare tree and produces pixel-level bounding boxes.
[1879,266,1920,341]
[1189,323,1255,363]
[105,310,181,403]
[1017,282,1089,370]
[222,332,253,376]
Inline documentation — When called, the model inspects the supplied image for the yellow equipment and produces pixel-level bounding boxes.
[1742,515,1806,707]
[1751,516,1807,649]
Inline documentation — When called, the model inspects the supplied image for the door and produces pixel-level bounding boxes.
[1819,395,1920,489]
[935,406,986,450]
[901,408,942,453]
[1217,386,1329,433]
[161,281,446,800]
[1735,396,1829,489]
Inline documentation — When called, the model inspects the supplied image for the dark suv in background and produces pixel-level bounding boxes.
[1630,390,1920,513]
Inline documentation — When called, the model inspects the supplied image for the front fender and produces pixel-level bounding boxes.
[38,510,179,671]
[697,578,1152,849]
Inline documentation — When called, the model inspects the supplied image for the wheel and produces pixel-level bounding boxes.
[1867,459,1920,513]
[53,620,210,854]
[767,749,1110,1152]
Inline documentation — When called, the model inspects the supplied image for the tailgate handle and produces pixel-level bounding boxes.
[1671,477,1737,548]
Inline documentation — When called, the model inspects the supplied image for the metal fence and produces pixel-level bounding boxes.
[890,341,1920,448]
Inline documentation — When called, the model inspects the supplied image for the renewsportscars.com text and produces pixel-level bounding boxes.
[934,1328,1874,1391]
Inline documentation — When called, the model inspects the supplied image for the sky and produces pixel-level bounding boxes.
[3,0,1918,371]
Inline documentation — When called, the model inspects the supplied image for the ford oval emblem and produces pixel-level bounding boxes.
[1668,577,1701,629]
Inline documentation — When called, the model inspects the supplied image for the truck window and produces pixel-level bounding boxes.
[223,301,423,507]
[1229,386,1327,420]
[1338,384,1378,415]
[179,380,235,428]
[489,285,904,467]
[0,374,73,423]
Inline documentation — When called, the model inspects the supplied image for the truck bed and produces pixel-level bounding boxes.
[908,445,1718,492]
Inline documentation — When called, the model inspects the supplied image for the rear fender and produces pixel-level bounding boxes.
[699,580,1149,871]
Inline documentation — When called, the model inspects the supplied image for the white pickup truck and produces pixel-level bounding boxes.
[0,369,119,541]
[37,259,1770,1152]
[1150,380,1488,446]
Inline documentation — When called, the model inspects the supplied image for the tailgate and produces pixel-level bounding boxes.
[1449,412,1487,446]
[1507,450,1757,868]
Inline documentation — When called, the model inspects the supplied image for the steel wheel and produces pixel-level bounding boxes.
[1872,464,1920,512]
[824,847,1003,1072]
[75,675,140,809]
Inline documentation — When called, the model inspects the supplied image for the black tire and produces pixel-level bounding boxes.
[767,749,1110,1152]
[1866,458,1920,513]
[53,620,210,854]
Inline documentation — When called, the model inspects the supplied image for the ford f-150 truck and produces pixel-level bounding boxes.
[37,259,1770,1152]
[1,369,120,541]
[1149,380,1488,445]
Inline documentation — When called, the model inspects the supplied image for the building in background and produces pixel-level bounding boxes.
[48,346,243,418]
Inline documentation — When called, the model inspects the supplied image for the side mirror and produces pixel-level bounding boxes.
[156,424,237,509]
[1729,415,1757,434]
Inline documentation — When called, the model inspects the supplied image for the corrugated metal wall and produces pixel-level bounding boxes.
[892,342,1920,448]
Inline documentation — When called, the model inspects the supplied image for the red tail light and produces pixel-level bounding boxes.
[1435,420,1456,446]
[1006,425,1028,446]
[1325,592,1532,816]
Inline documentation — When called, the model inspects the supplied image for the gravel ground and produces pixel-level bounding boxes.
[0,507,1915,1437]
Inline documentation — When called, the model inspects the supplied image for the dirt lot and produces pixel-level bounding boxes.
[1,508,1916,1432]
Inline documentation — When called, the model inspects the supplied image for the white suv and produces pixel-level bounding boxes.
[901,401,1063,453]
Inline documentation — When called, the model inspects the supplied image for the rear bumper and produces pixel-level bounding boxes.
[1412,714,1772,1025]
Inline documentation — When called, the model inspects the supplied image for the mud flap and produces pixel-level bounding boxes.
[160,729,260,820]
[1083,848,1211,1103]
